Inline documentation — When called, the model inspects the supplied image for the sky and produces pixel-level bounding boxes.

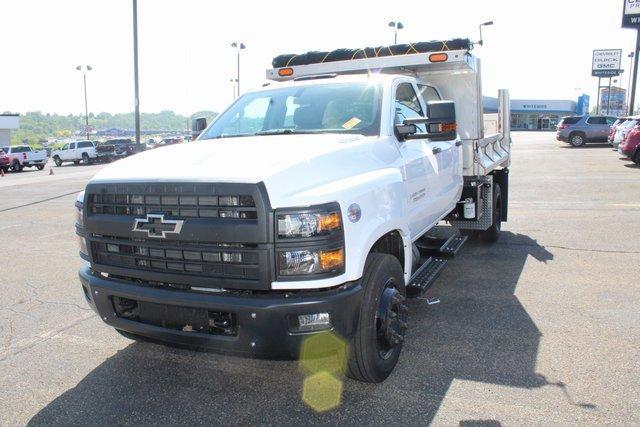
[0,0,636,116]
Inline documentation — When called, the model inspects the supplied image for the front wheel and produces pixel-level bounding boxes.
[53,156,62,167]
[36,164,44,170]
[347,253,407,383]
[634,150,640,165]
[11,161,23,172]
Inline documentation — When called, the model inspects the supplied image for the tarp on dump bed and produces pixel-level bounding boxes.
[271,39,473,68]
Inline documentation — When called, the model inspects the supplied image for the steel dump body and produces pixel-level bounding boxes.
[267,48,511,176]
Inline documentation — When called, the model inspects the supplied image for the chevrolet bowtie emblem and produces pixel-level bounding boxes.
[132,214,184,238]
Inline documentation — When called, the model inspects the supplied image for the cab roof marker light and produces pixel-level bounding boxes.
[278,68,294,77]
[429,53,448,63]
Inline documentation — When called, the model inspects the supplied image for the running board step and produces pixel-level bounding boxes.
[406,257,448,298]
[416,234,468,258]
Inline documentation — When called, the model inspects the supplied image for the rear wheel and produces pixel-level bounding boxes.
[634,150,640,165]
[347,253,407,383]
[53,156,62,167]
[478,183,502,244]
[569,133,585,147]
[82,153,91,165]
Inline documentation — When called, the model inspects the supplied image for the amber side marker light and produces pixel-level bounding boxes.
[429,53,448,63]
[278,67,294,76]
[441,122,457,132]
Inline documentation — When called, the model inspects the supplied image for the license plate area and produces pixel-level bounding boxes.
[112,296,237,336]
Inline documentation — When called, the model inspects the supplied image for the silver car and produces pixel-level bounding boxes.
[556,115,616,147]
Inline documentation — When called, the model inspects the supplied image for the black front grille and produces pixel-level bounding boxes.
[89,193,257,219]
[92,236,260,281]
[83,182,274,290]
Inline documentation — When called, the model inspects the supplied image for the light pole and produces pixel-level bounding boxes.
[75,65,93,140]
[133,0,141,148]
[230,78,238,100]
[478,21,494,46]
[231,42,246,97]
[388,21,404,45]
[627,52,634,113]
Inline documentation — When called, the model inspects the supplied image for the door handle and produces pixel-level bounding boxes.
[455,141,463,146]
[432,147,442,155]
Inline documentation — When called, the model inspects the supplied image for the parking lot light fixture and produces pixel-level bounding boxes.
[75,65,93,139]
[478,21,494,46]
[388,21,404,44]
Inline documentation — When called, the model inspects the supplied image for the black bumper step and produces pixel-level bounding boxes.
[406,257,448,298]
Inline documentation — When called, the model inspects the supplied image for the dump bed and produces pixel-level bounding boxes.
[267,40,511,176]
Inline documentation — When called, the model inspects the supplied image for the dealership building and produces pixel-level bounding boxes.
[484,95,590,131]
[0,114,19,146]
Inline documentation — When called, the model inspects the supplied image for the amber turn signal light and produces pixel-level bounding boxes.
[278,67,294,76]
[429,53,448,63]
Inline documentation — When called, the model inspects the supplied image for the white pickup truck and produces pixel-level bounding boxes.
[0,145,47,171]
[75,39,511,382]
[51,140,114,166]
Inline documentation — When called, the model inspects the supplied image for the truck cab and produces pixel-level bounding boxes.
[75,39,511,382]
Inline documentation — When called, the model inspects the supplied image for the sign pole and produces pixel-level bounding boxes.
[597,78,601,114]
[629,29,640,115]
[607,77,613,115]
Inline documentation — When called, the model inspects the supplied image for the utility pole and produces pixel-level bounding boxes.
[133,0,141,147]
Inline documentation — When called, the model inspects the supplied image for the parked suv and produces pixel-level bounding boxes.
[556,115,616,147]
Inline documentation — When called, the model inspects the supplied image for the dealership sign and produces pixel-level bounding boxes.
[592,49,622,77]
[622,0,640,28]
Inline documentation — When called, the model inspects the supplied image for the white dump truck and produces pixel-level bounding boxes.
[75,39,511,382]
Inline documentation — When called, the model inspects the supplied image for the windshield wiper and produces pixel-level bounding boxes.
[254,129,323,136]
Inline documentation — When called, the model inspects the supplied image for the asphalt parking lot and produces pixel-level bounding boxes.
[1,132,639,425]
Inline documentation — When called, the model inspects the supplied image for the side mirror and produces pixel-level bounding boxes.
[191,117,207,139]
[394,123,418,140]
[402,100,457,141]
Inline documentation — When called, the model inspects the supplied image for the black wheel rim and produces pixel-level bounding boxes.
[375,277,408,360]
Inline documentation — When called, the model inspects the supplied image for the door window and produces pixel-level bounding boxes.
[417,84,441,102]
[69,143,76,150]
[395,83,426,132]
[586,116,607,125]
[78,141,93,148]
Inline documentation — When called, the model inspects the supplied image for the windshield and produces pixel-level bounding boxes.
[200,82,382,140]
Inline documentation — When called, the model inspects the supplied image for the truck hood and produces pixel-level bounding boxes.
[89,133,394,207]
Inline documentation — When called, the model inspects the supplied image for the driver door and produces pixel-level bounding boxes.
[394,80,440,239]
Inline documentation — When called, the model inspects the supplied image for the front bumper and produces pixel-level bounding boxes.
[79,266,362,359]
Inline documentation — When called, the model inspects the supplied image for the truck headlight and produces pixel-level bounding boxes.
[75,205,84,227]
[277,209,341,238]
[75,191,87,257]
[278,248,344,276]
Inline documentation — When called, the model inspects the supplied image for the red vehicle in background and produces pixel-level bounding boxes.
[619,123,640,164]
[0,149,10,172]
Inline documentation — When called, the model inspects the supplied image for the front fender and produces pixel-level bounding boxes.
[271,167,410,290]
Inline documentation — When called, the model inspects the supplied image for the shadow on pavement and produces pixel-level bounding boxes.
[558,143,611,149]
[29,232,590,425]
